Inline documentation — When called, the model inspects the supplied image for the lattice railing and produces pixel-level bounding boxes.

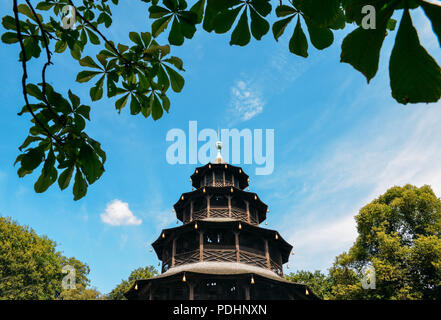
[203,248,236,262]
[174,250,200,266]
[230,208,248,222]
[209,207,229,218]
[239,250,268,269]
[192,209,207,220]
[270,260,283,276]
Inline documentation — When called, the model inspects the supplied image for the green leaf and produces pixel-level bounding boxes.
[214,6,242,34]
[130,95,141,115]
[289,17,308,57]
[76,105,91,120]
[76,70,102,83]
[190,0,206,24]
[149,5,171,19]
[78,144,103,184]
[421,1,441,48]
[34,149,57,193]
[129,32,143,46]
[164,65,185,92]
[73,169,87,201]
[152,15,173,37]
[340,6,394,83]
[115,93,130,112]
[249,7,269,40]
[163,56,184,70]
[26,84,43,100]
[251,0,272,17]
[90,76,105,101]
[275,4,296,17]
[79,56,101,69]
[389,9,441,104]
[58,166,74,191]
[151,94,163,120]
[296,0,340,28]
[20,147,44,171]
[1,32,18,44]
[305,19,333,50]
[272,16,294,41]
[86,28,100,45]
[230,9,251,46]
[168,17,184,45]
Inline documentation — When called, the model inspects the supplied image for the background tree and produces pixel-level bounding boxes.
[107,265,158,300]
[0,216,97,300]
[2,0,440,200]
[286,270,334,300]
[329,184,441,300]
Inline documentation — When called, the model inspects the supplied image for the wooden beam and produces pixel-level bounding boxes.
[235,232,240,263]
[172,238,176,267]
[199,231,204,261]
[264,239,271,269]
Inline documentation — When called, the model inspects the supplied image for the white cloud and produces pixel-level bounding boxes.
[229,80,264,123]
[100,199,142,226]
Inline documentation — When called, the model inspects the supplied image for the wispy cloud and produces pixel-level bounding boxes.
[272,101,441,272]
[100,199,142,226]
[229,80,264,123]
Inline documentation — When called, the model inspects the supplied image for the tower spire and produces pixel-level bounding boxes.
[214,135,225,164]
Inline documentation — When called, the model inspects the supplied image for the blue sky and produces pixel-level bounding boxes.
[1,1,441,294]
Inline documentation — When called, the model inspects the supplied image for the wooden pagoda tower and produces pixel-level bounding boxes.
[125,142,317,300]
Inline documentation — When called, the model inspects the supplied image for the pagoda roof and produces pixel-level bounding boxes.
[151,220,292,264]
[174,186,268,214]
[190,162,249,190]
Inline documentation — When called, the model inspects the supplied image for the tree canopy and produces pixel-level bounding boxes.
[0,216,97,299]
[107,265,158,300]
[329,184,441,299]
[2,0,441,200]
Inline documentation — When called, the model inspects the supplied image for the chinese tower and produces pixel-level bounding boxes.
[125,142,317,300]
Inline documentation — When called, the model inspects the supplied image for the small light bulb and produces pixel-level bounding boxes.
[265,222,268,225]
[231,187,234,193]
[134,284,138,290]
[225,164,228,168]
[239,169,242,173]
[238,223,242,230]
[250,276,255,284]
[209,164,211,169]
[181,195,184,200]
[162,233,165,238]
[275,233,278,240]
[195,223,198,230]
[203,187,206,193]
[254,195,257,200]
[305,288,309,295]
[149,248,153,252]
[182,274,186,282]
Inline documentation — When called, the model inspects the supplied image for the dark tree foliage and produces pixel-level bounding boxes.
[2,0,441,200]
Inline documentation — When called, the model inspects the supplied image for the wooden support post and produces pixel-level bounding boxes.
[190,201,193,222]
[212,171,215,186]
[235,232,240,263]
[199,231,204,261]
[223,171,226,186]
[228,195,232,218]
[189,283,194,300]
[246,201,250,223]
[172,238,176,267]
[264,239,271,269]
[207,195,210,217]
[245,286,250,300]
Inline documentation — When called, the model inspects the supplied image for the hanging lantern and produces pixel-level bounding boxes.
[250,275,255,285]
[194,222,198,230]
[158,262,160,266]
[265,222,268,225]
[203,187,206,193]
[305,288,309,295]
[239,169,242,173]
[238,223,242,230]
[267,209,269,213]
[247,188,250,191]
[134,283,138,290]
[182,274,187,282]
[225,164,228,169]
[291,251,295,255]
[195,169,198,174]
[275,233,278,240]
[189,178,192,182]
[230,187,234,193]
[209,164,211,169]
[254,195,257,200]
[176,220,179,224]
[149,248,153,252]
[161,233,165,239]
[247,178,250,182]
[181,195,184,200]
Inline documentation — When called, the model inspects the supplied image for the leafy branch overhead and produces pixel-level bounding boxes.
[2,0,441,201]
